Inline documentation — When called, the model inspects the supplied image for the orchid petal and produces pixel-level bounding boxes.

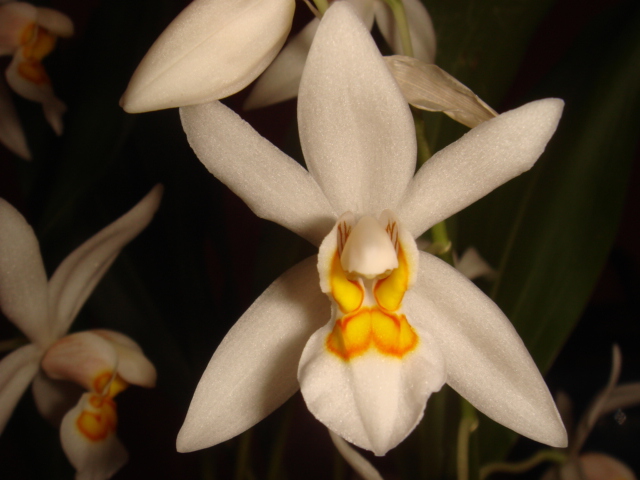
[60,392,128,480]
[180,101,335,246]
[455,247,496,281]
[298,2,416,217]
[384,56,497,128]
[35,7,73,38]
[244,19,319,110]
[91,330,156,388]
[397,99,564,238]
[32,371,83,427]
[601,383,640,416]
[243,0,377,110]
[48,185,163,339]
[120,0,295,112]
[405,251,567,447]
[0,79,31,159]
[0,343,41,434]
[374,0,436,63]
[329,430,384,480]
[41,332,118,394]
[177,256,329,452]
[0,2,37,53]
[299,319,445,455]
[0,198,51,346]
[579,453,637,480]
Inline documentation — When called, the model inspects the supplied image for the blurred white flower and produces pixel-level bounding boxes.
[176,3,566,456]
[120,0,295,113]
[0,1,73,159]
[0,185,163,480]
[543,346,640,480]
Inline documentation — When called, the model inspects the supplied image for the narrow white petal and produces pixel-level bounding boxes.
[32,371,83,427]
[91,330,156,388]
[180,101,335,246]
[455,247,496,281]
[244,19,319,110]
[177,257,329,452]
[60,393,128,480]
[329,430,384,480]
[121,0,295,112]
[0,77,30,159]
[48,185,163,339]
[0,198,51,346]
[298,321,445,455]
[41,332,117,393]
[384,57,497,128]
[397,99,564,238]
[0,343,42,434]
[602,383,640,416]
[298,2,416,216]
[404,252,567,447]
[374,0,436,63]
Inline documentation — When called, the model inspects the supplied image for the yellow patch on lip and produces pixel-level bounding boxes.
[92,371,129,397]
[76,395,118,442]
[330,251,364,314]
[374,246,409,312]
[326,307,418,360]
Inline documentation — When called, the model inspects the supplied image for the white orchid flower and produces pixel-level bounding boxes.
[0,185,163,480]
[0,1,73,158]
[244,0,435,110]
[176,3,567,456]
[120,0,295,113]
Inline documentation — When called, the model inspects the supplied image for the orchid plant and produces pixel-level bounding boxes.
[175,3,567,457]
[0,0,72,159]
[0,185,162,479]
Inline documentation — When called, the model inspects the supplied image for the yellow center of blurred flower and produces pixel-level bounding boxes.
[18,27,57,85]
[76,372,129,442]
[77,395,118,442]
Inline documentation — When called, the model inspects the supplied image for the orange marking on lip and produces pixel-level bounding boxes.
[22,28,56,60]
[326,307,418,360]
[19,22,37,45]
[17,59,50,85]
[76,395,118,442]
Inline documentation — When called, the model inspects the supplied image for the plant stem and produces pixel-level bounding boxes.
[382,0,414,57]
[457,399,479,480]
[479,450,567,480]
[313,0,329,15]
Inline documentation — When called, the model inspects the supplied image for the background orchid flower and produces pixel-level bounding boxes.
[541,346,640,480]
[176,2,567,456]
[0,184,162,479]
[0,0,73,155]
[243,0,436,110]
[120,0,295,113]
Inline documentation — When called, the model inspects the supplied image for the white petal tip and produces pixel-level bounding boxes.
[175,425,205,453]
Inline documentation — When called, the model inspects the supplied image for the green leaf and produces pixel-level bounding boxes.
[456,3,640,463]
[423,0,557,151]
